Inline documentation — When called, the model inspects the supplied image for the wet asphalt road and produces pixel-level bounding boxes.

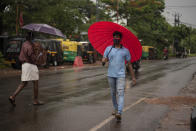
[0,57,196,131]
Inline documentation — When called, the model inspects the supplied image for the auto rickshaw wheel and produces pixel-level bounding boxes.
[89,55,94,64]
[53,60,57,66]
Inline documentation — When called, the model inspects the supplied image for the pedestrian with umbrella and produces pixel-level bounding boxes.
[9,32,44,106]
[88,21,142,122]
[8,23,65,107]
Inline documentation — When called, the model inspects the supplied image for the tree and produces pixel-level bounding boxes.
[122,1,168,46]
[180,27,196,53]
[0,0,15,34]
[1,0,101,37]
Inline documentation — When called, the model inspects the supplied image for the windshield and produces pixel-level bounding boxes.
[48,42,56,51]
[6,40,21,53]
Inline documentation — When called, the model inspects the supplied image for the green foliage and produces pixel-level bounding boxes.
[1,0,112,37]
[1,0,195,56]
[180,28,196,53]
[121,0,168,50]
[1,0,99,36]
[170,25,196,53]
[189,53,196,57]
[99,0,170,53]
[125,26,137,36]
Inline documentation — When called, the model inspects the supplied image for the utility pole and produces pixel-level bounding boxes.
[174,13,180,27]
[173,13,177,55]
[173,12,181,55]
[177,14,180,26]
[189,27,191,55]
[173,13,181,28]
[174,13,177,26]
[186,25,192,55]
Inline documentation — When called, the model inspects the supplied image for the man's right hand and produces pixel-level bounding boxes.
[102,57,108,66]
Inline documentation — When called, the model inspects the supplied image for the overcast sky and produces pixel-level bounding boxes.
[91,0,196,27]
[163,0,196,27]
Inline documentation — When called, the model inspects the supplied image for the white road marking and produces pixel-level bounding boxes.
[89,97,146,131]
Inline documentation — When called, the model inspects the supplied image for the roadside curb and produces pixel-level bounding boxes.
[0,61,102,79]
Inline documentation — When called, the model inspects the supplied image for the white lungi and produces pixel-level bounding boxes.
[21,63,39,81]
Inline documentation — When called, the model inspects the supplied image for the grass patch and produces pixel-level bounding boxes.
[168,54,176,57]
[189,54,196,57]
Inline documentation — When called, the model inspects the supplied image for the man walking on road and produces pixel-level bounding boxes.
[102,31,136,122]
[9,32,44,107]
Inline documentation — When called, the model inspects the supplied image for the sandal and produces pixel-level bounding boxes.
[9,97,16,107]
[112,110,117,115]
[33,101,44,106]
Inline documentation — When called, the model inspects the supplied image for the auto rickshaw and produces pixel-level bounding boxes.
[142,46,157,60]
[79,41,96,64]
[4,37,24,69]
[61,39,78,63]
[0,35,9,57]
[43,39,63,66]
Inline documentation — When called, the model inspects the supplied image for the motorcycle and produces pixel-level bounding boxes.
[132,60,140,73]
[163,48,168,60]
[163,53,168,60]
[126,60,140,73]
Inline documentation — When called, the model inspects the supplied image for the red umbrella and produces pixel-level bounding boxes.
[88,21,142,62]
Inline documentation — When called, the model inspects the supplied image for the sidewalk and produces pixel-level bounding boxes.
[148,73,196,131]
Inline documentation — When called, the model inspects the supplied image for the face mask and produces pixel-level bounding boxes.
[113,38,120,44]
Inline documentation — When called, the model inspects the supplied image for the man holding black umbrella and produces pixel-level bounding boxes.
[102,31,136,122]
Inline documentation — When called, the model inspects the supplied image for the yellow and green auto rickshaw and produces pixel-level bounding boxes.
[63,40,78,62]
[56,39,79,63]
[142,46,157,60]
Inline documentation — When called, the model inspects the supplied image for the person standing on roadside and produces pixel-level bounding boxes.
[9,32,44,107]
[102,31,136,122]
[163,47,168,60]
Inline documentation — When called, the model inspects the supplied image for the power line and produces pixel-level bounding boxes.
[168,0,196,1]
[166,5,196,8]
[180,22,196,27]
[163,12,196,28]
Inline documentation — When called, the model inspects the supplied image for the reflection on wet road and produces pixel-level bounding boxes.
[1,57,196,131]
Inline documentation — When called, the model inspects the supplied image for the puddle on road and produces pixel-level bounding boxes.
[145,96,196,108]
